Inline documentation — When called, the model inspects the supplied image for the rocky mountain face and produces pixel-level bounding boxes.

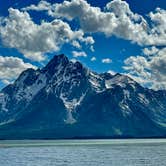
[0,54,166,139]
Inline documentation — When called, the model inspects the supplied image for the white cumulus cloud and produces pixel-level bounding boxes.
[102,58,112,64]
[91,56,96,61]
[0,56,36,83]
[0,0,166,90]
[72,51,87,57]
[28,0,166,47]
[142,46,159,56]
[0,8,94,62]
[22,0,51,11]
[124,47,166,90]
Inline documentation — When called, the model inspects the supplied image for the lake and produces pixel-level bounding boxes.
[0,139,166,166]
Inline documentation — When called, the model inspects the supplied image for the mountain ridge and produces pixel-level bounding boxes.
[0,54,166,139]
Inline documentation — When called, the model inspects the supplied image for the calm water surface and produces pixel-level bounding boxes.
[0,139,166,166]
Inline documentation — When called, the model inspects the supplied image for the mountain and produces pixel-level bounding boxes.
[0,54,166,139]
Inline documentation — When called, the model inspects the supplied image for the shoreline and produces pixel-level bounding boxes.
[0,138,166,148]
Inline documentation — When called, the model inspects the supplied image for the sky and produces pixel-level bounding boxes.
[0,0,166,90]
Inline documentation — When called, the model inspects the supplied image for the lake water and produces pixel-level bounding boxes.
[0,139,166,166]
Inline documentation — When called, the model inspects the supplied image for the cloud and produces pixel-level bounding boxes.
[72,51,87,57]
[49,0,117,35]
[0,0,165,90]
[147,8,166,46]
[71,40,81,49]
[102,58,112,64]
[0,56,36,83]
[0,8,94,62]
[124,47,166,90]
[91,56,96,61]
[142,46,159,56]
[105,0,148,44]
[29,0,165,47]
[22,0,51,11]
[90,45,95,52]
[1,79,11,85]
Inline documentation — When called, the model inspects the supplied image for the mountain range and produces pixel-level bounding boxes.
[0,54,166,139]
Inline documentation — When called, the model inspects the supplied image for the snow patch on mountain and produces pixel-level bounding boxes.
[105,80,113,89]
[108,74,136,88]
[0,93,8,112]
[89,72,103,92]
[119,90,132,116]
[60,92,86,124]
[138,93,149,105]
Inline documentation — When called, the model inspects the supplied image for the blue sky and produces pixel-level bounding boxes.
[0,0,166,90]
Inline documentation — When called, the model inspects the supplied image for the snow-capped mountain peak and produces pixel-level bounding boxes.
[0,54,166,139]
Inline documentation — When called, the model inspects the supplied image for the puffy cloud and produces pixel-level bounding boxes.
[0,8,94,62]
[72,51,87,57]
[124,56,151,80]
[91,56,96,61]
[150,48,166,76]
[105,0,148,44]
[90,45,95,52]
[142,46,159,56]
[102,58,112,64]
[0,0,165,90]
[71,40,81,49]
[0,56,36,83]
[22,0,51,11]
[49,0,117,35]
[79,36,95,45]
[144,8,166,46]
[32,0,165,46]
[20,0,166,47]
[124,47,166,90]
[1,79,11,85]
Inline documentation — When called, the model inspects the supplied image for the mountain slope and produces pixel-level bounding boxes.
[0,54,166,139]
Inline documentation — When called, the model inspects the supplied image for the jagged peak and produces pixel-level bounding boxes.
[100,72,114,80]
[42,54,69,75]
[113,73,137,84]
[114,73,122,76]
[0,54,149,96]
[14,68,38,85]
[45,54,69,68]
